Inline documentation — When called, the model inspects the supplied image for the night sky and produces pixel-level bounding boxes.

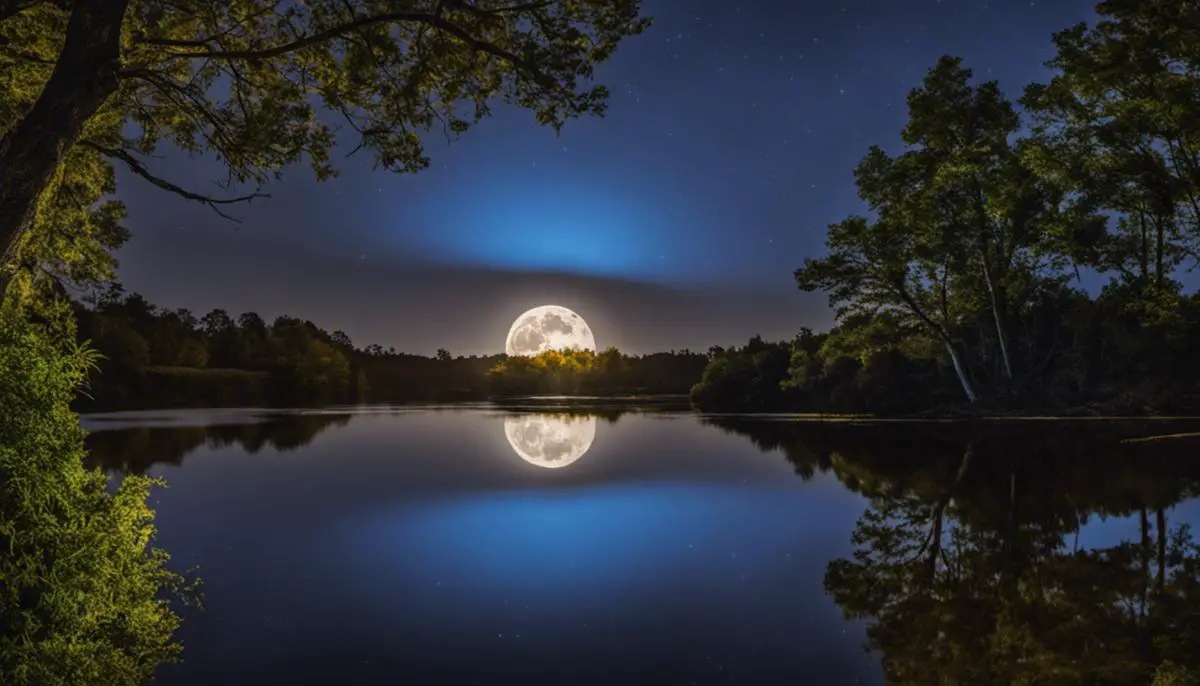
[114,0,1099,356]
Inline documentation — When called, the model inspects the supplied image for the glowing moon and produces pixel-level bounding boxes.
[505,305,596,357]
[504,414,596,469]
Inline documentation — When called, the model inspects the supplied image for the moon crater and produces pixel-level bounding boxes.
[505,305,596,357]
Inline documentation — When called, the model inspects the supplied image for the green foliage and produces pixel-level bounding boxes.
[694,284,1200,415]
[75,286,356,408]
[796,56,1088,404]
[0,0,650,297]
[1022,0,1200,287]
[488,346,704,396]
[0,302,190,685]
[0,5,131,299]
[693,321,962,414]
[1155,662,1200,686]
[689,336,793,411]
[70,285,707,409]
[790,5,1200,413]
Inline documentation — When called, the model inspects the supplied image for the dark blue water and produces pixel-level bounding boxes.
[80,407,1200,685]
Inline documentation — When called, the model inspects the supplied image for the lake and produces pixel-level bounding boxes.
[81,404,1200,685]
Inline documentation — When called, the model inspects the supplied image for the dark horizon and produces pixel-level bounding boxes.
[105,240,830,357]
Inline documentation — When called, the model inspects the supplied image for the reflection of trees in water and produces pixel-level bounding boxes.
[497,408,626,424]
[85,406,653,475]
[707,418,1200,685]
[85,412,353,474]
[491,398,685,425]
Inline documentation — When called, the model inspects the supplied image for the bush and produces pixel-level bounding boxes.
[0,301,191,685]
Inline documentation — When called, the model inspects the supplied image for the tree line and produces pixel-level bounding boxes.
[694,0,1200,416]
[72,282,710,410]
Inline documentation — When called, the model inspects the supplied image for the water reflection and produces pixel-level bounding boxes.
[62,409,1200,684]
[503,413,597,468]
[84,411,353,473]
[709,417,1200,684]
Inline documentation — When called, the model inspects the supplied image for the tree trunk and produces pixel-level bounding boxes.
[944,341,979,403]
[922,441,975,585]
[1138,209,1149,284]
[0,0,131,299]
[1156,506,1166,597]
[1154,215,1165,289]
[1140,507,1150,622]
[980,250,1013,382]
[895,284,979,403]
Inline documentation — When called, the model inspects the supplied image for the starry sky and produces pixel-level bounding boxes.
[114,0,1100,356]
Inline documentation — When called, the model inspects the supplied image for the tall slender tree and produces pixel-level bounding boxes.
[797,57,1085,402]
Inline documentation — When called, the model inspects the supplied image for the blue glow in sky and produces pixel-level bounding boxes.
[397,172,678,280]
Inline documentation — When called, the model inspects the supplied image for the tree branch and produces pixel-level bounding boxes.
[135,3,279,48]
[444,0,557,17]
[80,140,269,221]
[0,49,56,65]
[140,10,558,89]
[0,0,52,25]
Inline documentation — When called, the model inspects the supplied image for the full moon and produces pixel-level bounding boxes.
[505,305,596,357]
[503,414,597,469]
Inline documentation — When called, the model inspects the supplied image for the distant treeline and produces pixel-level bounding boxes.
[689,299,1200,416]
[73,277,1200,416]
[72,284,708,411]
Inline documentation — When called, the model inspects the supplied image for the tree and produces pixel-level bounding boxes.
[590,346,630,391]
[1016,0,1200,407]
[329,330,353,350]
[1022,0,1200,293]
[796,212,982,402]
[0,0,650,299]
[689,336,793,410]
[0,299,193,684]
[796,57,1084,404]
[200,308,241,367]
[291,338,350,402]
[897,57,1075,385]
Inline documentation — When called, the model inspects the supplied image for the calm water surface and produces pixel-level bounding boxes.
[82,405,1200,685]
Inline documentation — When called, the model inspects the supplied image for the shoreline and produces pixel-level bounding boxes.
[77,397,1200,423]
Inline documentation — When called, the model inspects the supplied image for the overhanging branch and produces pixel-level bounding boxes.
[139,9,558,90]
[443,0,556,18]
[80,140,269,221]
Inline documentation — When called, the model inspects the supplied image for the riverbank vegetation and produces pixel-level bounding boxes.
[0,299,193,684]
